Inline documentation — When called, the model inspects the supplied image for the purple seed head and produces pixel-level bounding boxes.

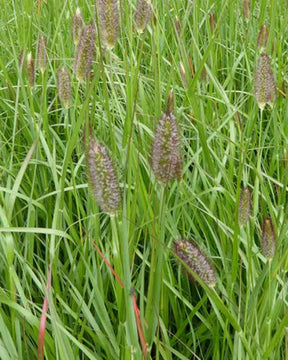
[174,240,217,287]
[73,8,84,46]
[57,66,71,109]
[37,35,47,74]
[262,217,276,260]
[238,187,252,225]
[243,0,251,20]
[254,53,276,110]
[26,52,34,89]
[135,0,151,34]
[96,0,119,49]
[87,135,121,215]
[75,24,95,82]
[257,24,269,52]
[152,94,182,184]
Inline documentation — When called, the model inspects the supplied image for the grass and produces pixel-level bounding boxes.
[0,0,288,359]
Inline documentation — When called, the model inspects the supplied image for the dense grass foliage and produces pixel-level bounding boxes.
[0,0,287,359]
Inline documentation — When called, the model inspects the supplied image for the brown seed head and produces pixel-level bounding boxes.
[57,66,71,109]
[26,52,35,89]
[243,0,251,20]
[174,240,217,287]
[97,0,119,49]
[87,135,121,215]
[209,13,216,34]
[135,0,151,34]
[262,217,276,260]
[37,35,47,74]
[73,8,84,46]
[257,24,269,52]
[152,97,182,185]
[238,187,252,225]
[74,24,95,82]
[254,53,276,110]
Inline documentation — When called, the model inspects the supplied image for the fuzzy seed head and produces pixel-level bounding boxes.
[257,24,269,52]
[174,240,216,287]
[262,217,276,260]
[57,67,71,109]
[74,24,95,82]
[97,0,119,49]
[37,35,47,74]
[152,110,182,184]
[87,137,121,215]
[135,0,151,34]
[26,52,34,89]
[238,187,252,225]
[209,13,216,34]
[254,53,276,110]
[73,8,84,46]
[243,0,251,20]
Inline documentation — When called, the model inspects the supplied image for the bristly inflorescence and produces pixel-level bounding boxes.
[57,67,71,109]
[96,0,119,49]
[72,8,84,46]
[257,24,269,53]
[74,24,95,82]
[254,53,276,110]
[135,0,151,34]
[262,217,276,260]
[174,240,217,287]
[26,52,35,89]
[37,35,47,74]
[87,135,121,215]
[152,91,182,184]
[238,187,252,225]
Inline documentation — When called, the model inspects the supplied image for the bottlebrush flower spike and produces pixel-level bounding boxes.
[26,52,34,89]
[174,240,216,287]
[96,0,119,49]
[135,0,151,34]
[74,24,95,82]
[73,7,84,46]
[238,187,251,225]
[243,0,251,20]
[57,67,71,109]
[262,217,276,260]
[37,35,47,74]
[87,135,121,215]
[209,13,216,34]
[257,24,269,52]
[152,91,182,184]
[254,53,276,110]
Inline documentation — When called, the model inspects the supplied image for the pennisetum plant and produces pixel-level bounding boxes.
[72,8,84,46]
[254,53,276,110]
[86,133,121,215]
[37,35,47,74]
[135,0,151,34]
[238,187,252,225]
[146,90,182,346]
[96,0,119,49]
[262,217,276,260]
[74,24,95,82]
[26,52,35,89]
[174,239,217,287]
[151,90,182,184]
[57,66,71,109]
